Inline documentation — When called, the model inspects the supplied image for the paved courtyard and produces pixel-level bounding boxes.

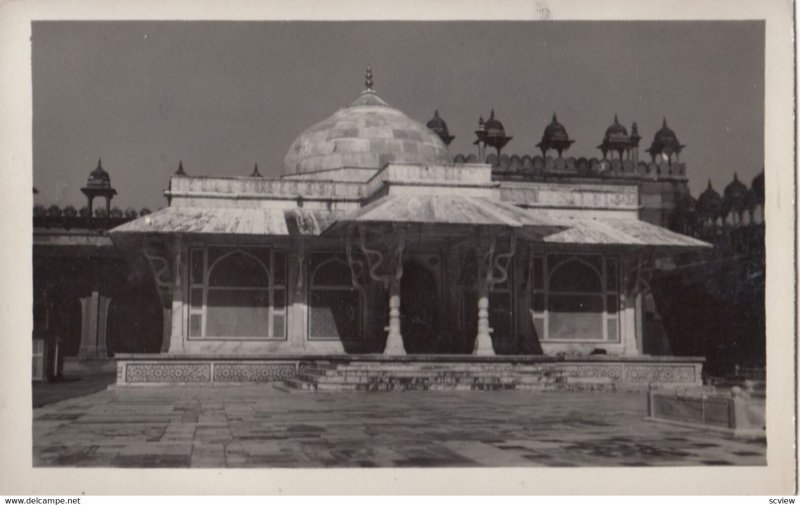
[32,385,766,467]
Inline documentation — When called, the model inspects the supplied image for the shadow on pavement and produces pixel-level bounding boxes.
[33,374,116,408]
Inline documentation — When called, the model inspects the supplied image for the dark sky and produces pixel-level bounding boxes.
[32,21,764,211]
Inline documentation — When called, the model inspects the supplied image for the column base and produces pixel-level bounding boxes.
[383,333,406,356]
[473,335,495,356]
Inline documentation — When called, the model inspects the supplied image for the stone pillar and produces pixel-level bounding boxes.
[168,237,185,354]
[384,278,405,355]
[78,292,98,357]
[160,307,172,353]
[96,296,111,357]
[473,238,495,356]
[287,240,308,352]
[357,225,407,356]
[632,291,643,355]
[621,254,642,356]
[78,290,112,358]
[474,283,494,355]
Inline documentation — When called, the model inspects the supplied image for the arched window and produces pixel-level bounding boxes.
[530,254,619,342]
[308,254,362,341]
[188,246,286,339]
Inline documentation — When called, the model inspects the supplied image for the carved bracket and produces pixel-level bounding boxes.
[142,239,173,309]
[626,250,654,296]
[489,234,517,287]
[477,233,517,290]
[295,239,306,290]
[344,232,368,292]
[356,225,406,289]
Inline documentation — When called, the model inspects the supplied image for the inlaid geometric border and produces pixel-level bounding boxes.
[549,362,700,384]
[125,363,211,383]
[213,363,296,383]
[623,365,698,383]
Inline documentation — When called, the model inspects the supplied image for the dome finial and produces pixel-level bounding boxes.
[175,160,186,176]
[708,179,713,190]
[434,109,439,118]
[490,108,495,120]
[97,158,103,170]
[614,113,619,124]
[365,65,373,91]
[552,112,558,122]
[663,117,668,127]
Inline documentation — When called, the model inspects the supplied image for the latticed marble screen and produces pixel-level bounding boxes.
[307,254,362,341]
[187,246,287,339]
[530,253,621,342]
[309,291,361,340]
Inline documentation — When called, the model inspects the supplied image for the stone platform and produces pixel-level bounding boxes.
[114,354,704,391]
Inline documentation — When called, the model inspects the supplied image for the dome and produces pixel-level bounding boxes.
[283,82,451,178]
[696,180,722,220]
[597,114,631,157]
[722,173,748,213]
[426,110,455,146]
[483,109,506,139]
[536,113,574,156]
[604,114,629,141]
[647,118,685,157]
[543,113,569,142]
[654,119,679,144]
[86,158,112,189]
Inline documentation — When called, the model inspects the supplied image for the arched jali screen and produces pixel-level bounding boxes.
[307,254,363,341]
[187,246,286,339]
[530,254,620,342]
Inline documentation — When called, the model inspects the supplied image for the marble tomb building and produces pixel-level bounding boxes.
[106,70,711,387]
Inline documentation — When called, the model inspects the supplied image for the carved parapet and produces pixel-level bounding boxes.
[453,153,689,182]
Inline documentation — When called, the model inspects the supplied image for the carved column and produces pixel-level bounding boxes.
[355,226,406,355]
[384,277,405,355]
[142,237,179,354]
[622,252,647,356]
[287,239,307,351]
[473,233,517,356]
[169,235,185,353]
[160,307,172,353]
[473,238,495,356]
[96,295,111,357]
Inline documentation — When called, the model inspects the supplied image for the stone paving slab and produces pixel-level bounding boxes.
[32,385,766,468]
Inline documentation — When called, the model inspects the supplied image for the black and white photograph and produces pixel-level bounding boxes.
[0,0,795,497]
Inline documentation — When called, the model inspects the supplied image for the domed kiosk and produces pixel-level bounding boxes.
[283,68,451,181]
[110,68,710,389]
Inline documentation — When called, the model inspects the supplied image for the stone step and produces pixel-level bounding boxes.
[310,364,550,372]
[298,364,563,375]
[285,360,618,393]
[306,371,564,380]
[296,371,566,383]
[282,377,615,393]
